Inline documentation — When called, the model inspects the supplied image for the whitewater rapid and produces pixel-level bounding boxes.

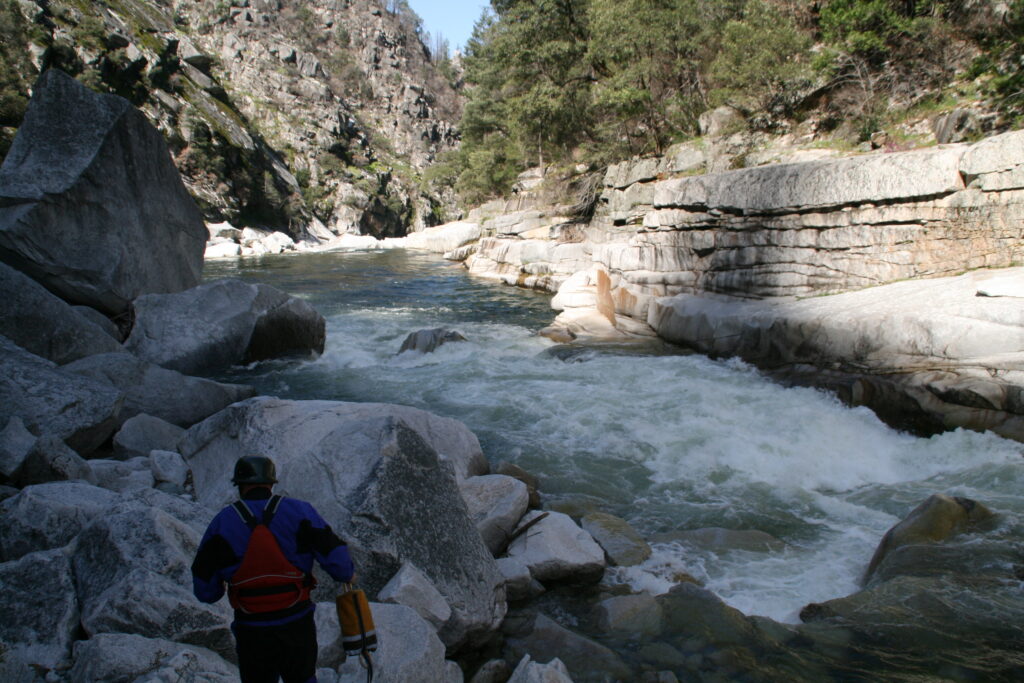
[209,251,1024,623]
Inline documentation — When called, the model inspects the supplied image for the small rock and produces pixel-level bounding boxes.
[593,593,663,637]
[461,475,530,555]
[497,556,545,602]
[581,512,652,566]
[113,414,185,461]
[469,659,512,683]
[504,614,629,681]
[0,417,36,481]
[507,655,574,683]
[398,327,467,354]
[17,435,96,486]
[150,449,190,492]
[494,461,541,509]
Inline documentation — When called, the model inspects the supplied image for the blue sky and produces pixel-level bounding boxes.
[406,0,491,53]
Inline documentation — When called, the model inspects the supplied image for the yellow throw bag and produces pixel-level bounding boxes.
[336,584,378,657]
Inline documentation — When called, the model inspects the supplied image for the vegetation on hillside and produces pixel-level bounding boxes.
[438,0,1024,205]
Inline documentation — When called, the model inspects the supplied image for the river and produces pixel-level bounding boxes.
[206,249,1023,628]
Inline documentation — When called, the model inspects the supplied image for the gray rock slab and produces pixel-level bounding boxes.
[337,603,448,683]
[112,413,186,460]
[0,260,124,365]
[69,633,237,683]
[89,457,155,493]
[0,335,123,455]
[461,474,529,555]
[0,548,79,670]
[0,481,118,562]
[71,503,234,658]
[63,352,255,428]
[507,655,574,683]
[960,129,1024,177]
[378,562,452,631]
[314,601,345,670]
[506,511,606,584]
[652,144,966,212]
[580,512,652,566]
[179,397,505,649]
[0,69,206,316]
[0,417,36,481]
[125,279,326,375]
[17,434,97,487]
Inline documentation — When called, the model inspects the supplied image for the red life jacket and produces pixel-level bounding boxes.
[227,495,314,615]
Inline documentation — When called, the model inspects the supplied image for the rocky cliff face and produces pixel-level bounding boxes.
[429,129,1024,441]
[2,0,460,239]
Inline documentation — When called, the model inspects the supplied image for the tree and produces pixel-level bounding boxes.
[587,0,744,156]
[708,0,812,120]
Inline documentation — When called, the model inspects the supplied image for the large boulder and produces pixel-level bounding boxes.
[864,494,995,583]
[63,352,255,428]
[0,482,118,562]
[0,335,123,454]
[71,501,234,657]
[0,69,206,316]
[505,511,606,584]
[179,398,506,649]
[0,260,123,365]
[0,548,80,671]
[125,279,326,375]
[460,475,529,555]
[69,633,237,683]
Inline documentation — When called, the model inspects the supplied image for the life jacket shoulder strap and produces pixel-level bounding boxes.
[231,500,258,530]
[263,494,284,527]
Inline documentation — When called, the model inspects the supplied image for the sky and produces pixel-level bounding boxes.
[405,0,492,53]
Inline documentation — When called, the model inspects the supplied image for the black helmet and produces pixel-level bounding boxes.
[232,455,278,485]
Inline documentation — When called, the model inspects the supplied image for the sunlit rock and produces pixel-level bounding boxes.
[506,511,605,584]
[460,474,529,555]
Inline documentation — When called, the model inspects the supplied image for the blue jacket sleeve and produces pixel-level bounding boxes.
[297,503,355,583]
[191,511,240,603]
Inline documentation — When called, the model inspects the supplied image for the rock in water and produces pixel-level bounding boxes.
[125,279,326,375]
[399,327,468,354]
[179,397,506,650]
[0,69,206,316]
[864,493,995,584]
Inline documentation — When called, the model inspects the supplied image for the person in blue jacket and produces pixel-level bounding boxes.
[192,455,355,683]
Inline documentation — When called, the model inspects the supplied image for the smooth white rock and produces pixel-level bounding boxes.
[112,413,185,461]
[506,511,606,583]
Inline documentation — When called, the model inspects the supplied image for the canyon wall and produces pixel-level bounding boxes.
[454,130,1024,439]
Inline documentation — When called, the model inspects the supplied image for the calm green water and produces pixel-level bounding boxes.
[205,250,1024,629]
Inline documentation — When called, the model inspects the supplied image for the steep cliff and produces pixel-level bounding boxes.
[0,0,461,238]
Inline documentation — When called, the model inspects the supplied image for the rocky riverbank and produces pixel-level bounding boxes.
[338,126,1024,444]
